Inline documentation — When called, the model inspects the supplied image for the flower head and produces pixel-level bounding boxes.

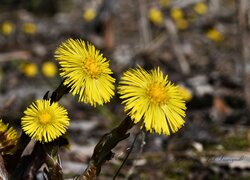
[20,62,38,78]
[170,7,184,20]
[160,0,170,8]
[175,18,189,30]
[193,2,208,15]
[42,61,57,78]
[206,28,224,42]
[177,85,192,102]
[0,119,18,154]
[55,38,115,106]
[148,8,164,26]
[21,100,70,143]
[83,8,97,22]
[22,22,37,34]
[1,21,15,35]
[118,67,186,135]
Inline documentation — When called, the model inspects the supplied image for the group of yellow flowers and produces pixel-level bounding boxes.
[148,2,208,29]
[1,21,37,36]
[148,1,224,42]
[1,9,96,37]
[20,61,58,78]
[1,38,188,152]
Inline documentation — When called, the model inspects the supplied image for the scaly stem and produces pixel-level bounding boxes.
[76,116,134,179]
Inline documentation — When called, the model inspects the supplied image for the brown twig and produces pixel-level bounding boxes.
[0,51,31,63]
[170,0,203,8]
[113,132,140,179]
[164,19,191,75]
[138,0,152,47]
[136,33,168,57]
[238,0,250,109]
[125,132,145,180]
[75,116,134,179]
[0,154,8,180]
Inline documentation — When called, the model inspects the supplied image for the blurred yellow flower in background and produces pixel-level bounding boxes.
[55,39,115,107]
[21,99,69,143]
[0,119,18,154]
[148,8,164,26]
[20,62,38,78]
[206,28,224,42]
[170,7,184,20]
[22,22,37,34]
[178,86,192,102]
[159,0,170,8]
[1,21,15,35]
[175,18,189,30]
[42,61,57,78]
[118,67,186,136]
[193,2,208,15]
[83,8,97,22]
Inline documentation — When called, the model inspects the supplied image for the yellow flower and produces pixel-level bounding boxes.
[55,38,115,106]
[0,119,18,154]
[159,0,170,8]
[178,86,192,102]
[21,99,69,143]
[42,62,57,78]
[148,8,164,26]
[83,8,97,22]
[193,2,208,15]
[118,67,186,135]
[20,62,38,77]
[1,21,15,35]
[175,18,189,30]
[22,22,37,34]
[206,28,224,42]
[170,7,184,20]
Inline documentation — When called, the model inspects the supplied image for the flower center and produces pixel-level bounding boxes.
[82,58,101,79]
[147,82,168,104]
[39,112,52,125]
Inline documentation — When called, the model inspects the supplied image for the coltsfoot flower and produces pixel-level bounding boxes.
[22,22,37,34]
[0,119,18,154]
[206,28,224,42]
[42,61,57,78]
[170,7,184,20]
[20,62,38,78]
[1,21,15,35]
[193,2,208,15]
[83,8,97,22]
[160,0,170,8]
[118,67,186,135]
[21,100,69,143]
[177,85,192,102]
[148,8,164,26]
[175,18,189,30]
[55,38,115,106]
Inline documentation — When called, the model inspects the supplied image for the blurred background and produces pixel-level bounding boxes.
[0,0,250,179]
